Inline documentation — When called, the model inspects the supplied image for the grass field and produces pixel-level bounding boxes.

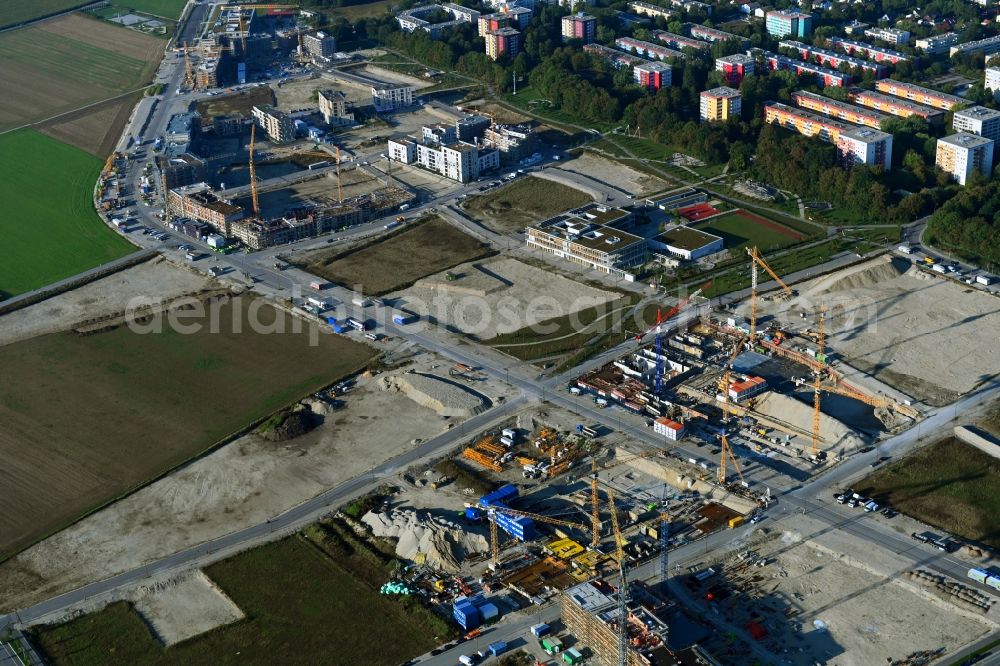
[463,176,593,233]
[108,0,188,19]
[0,14,163,132]
[34,533,447,665]
[856,438,1000,549]
[0,130,136,298]
[301,217,494,295]
[327,0,396,19]
[700,237,847,298]
[693,210,804,253]
[0,0,88,28]
[0,297,374,559]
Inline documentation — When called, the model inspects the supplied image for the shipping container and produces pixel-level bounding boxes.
[352,296,369,307]
[977,274,994,285]
[968,568,989,584]
[541,636,563,653]
[502,428,517,440]
[987,576,1000,592]
[479,602,499,622]
[562,647,584,664]
[728,516,745,528]
[488,641,508,656]
[393,313,418,325]
[530,623,551,637]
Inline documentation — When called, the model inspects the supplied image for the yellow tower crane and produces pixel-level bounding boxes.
[811,305,826,459]
[747,246,793,342]
[607,488,630,666]
[589,449,665,547]
[717,337,748,486]
[486,505,586,567]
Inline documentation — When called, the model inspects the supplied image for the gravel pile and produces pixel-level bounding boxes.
[362,508,488,572]
[379,371,489,417]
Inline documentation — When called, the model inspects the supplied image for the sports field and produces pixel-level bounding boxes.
[0,297,375,559]
[33,533,446,665]
[693,210,805,252]
[0,130,136,298]
[0,14,162,131]
[0,0,87,28]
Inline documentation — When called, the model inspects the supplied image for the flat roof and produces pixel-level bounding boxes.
[875,79,966,105]
[954,105,1000,122]
[570,224,644,252]
[656,226,722,250]
[841,126,892,143]
[564,582,616,612]
[701,86,740,98]
[939,132,994,148]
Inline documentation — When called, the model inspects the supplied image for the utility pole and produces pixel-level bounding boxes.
[512,71,517,95]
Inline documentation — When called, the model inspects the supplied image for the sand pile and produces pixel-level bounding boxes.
[379,371,490,417]
[809,256,908,295]
[754,392,864,453]
[362,508,488,571]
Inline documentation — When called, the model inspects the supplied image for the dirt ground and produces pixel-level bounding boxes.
[386,161,465,200]
[463,100,530,125]
[196,86,275,119]
[0,352,511,610]
[0,257,212,347]
[273,75,331,112]
[253,168,383,218]
[748,256,1000,406]
[462,176,593,233]
[396,257,619,339]
[689,513,994,666]
[555,152,667,198]
[133,571,244,646]
[363,65,433,89]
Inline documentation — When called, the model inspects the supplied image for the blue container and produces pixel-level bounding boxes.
[488,640,508,656]
[480,484,518,507]
[479,602,499,622]
[465,506,484,521]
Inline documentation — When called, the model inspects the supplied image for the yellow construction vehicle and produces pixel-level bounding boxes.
[486,505,586,566]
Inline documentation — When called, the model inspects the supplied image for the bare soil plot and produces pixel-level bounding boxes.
[39,91,143,156]
[298,216,494,295]
[196,86,275,119]
[0,356,510,610]
[273,76,325,111]
[462,176,593,233]
[0,296,374,561]
[554,152,667,197]
[133,571,244,646]
[253,169,382,218]
[0,14,162,131]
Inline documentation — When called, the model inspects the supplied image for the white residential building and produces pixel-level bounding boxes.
[915,32,958,54]
[863,26,909,45]
[936,132,994,185]
[837,127,894,171]
[372,84,414,112]
[390,137,498,182]
[953,105,1000,146]
[388,137,417,163]
[654,417,685,440]
[986,67,1000,99]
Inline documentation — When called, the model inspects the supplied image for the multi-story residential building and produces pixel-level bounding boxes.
[986,67,1000,99]
[478,12,510,35]
[584,43,649,69]
[302,31,336,60]
[211,113,244,136]
[526,204,643,277]
[828,37,910,64]
[372,84,414,112]
[936,133,994,185]
[779,40,888,78]
[764,102,893,169]
[633,61,672,91]
[950,35,1000,58]
[685,23,748,46]
[455,114,490,141]
[650,29,709,51]
[699,87,741,122]
[422,123,458,144]
[715,53,755,85]
[483,123,535,162]
[791,90,888,129]
[561,12,596,43]
[764,52,851,87]
[486,27,521,60]
[387,137,417,163]
[251,105,295,143]
[157,153,206,194]
[388,137,499,182]
[874,80,967,111]
[952,106,1000,157]
[616,37,686,61]
[318,89,353,126]
[396,3,480,37]
[863,26,909,45]
[166,182,245,231]
[627,0,674,20]
[765,10,812,38]
[915,32,958,54]
[847,89,944,123]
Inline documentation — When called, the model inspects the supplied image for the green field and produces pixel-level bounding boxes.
[0,131,135,298]
[0,0,88,28]
[693,211,803,253]
[108,0,188,18]
[856,437,1000,549]
[0,297,375,558]
[34,533,447,665]
[463,176,593,233]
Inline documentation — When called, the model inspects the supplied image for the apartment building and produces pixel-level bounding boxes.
[584,42,649,69]
[166,182,245,230]
[828,37,910,64]
[318,89,353,126]
[847,89,945,123]
[765,102,893,169]
[875,80,967,111]
[302,31,336,60]
[561,12,596,43]
[372,84,414,112]
[915,32,958,54]
[715,53,755,86]
[791,90,888,129]
[779,40,888,78]
[388,137,499,182]
[936,133,994,185]
[950,35,1000,58]
[627,0,674,20]
[699,87,741,122]
[396,3,480,37]
[764,52,851,87]
[863,26,909,45]
[686,23,748,46]
[987,67,1000,98]
[387,137,417,163]
[526,205,643,277]
[766,10,812,38]
[486,27,521,60]
[616,37,686,61]
[483,123,535,162]
[650,29,709,51]
[952,106,1000,159]
[455,114,490,141]
[250,105,295,144]
[157,153,205,194]
[633,61,672,91]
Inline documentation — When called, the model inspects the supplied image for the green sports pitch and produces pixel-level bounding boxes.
[0,130,135,298]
